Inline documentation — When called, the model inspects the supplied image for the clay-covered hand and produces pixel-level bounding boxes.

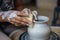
[0,8,37,26]
[0,8,32,26]
[9,10,32,26]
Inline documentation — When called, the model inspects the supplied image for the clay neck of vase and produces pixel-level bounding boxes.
[34,16,49,24]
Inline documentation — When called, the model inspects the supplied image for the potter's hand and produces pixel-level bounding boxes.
[0,10,31,25]
[9,10,32,25]
[14,8,33,26]
[19,8,38,26]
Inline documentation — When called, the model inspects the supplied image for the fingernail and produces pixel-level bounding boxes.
[26,24,29,26]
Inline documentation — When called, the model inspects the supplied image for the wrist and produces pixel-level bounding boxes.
[3,17,8,22]
[0,16,2,22]
[0,16,8,22]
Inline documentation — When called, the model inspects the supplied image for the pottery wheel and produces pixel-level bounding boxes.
[19,32,60,40]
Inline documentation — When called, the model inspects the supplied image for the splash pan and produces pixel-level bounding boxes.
[19,32,60,40]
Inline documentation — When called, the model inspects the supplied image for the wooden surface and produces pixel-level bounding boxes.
[51,26,60,36]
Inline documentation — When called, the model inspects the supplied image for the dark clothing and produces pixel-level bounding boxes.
[0,0,15,35]
[0,0,14,11]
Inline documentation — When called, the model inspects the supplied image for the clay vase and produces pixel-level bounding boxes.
[28,16,51,40]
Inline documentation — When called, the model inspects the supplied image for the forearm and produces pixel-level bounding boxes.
[0,11,18,22]
[0,11,11,22]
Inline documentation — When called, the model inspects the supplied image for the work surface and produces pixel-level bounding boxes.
[0,26,60,40]
[51,26,60,37]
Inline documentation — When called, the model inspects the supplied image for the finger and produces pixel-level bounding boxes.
[17,11,29,17]
[14,16,22,21]
[10,18,21,24]
[10,22,15,24]
[21,22,27,25]
[14,22,27,26]
[21,8,31,16]
[15,17,32,24]
[9,18,27,24]
[9,17,26,25]
[10,19,27,26]
[14,23,21,26]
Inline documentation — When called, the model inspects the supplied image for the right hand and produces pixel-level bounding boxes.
[9,10,32,26]
[6,8,33,26]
